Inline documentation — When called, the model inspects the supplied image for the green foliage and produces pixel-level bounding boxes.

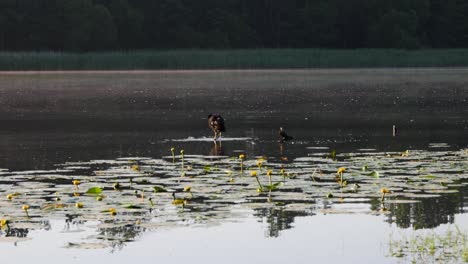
[263,183,281,192]
[85,187,103,195]
[368,171,380,178]
[153,186,167,193]
[2,49,468,70]
[1,0,468,51]
[388,226,468,263]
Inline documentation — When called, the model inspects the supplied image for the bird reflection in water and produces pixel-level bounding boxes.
[210,141,224,156]
[278,127,292,162]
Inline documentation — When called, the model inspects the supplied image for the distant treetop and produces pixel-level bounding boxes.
[1,0,467,51]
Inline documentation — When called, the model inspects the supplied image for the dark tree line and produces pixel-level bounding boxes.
[1,0,468,51]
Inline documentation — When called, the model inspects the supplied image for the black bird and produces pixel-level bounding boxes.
[208,114,226,141]
[279,127,293,142]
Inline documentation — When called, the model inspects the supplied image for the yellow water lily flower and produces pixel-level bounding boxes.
[172,199,186,206]
[239,154,245,160]
[337,167,346,174]
[267,170,273,176]
[380,188,391,201]
[75,202,84,208]
[380,188,390,194]
[22,205,30,211]
[7,194,13,200]
[180,150,184,154]
[1,219,9,228]
[183,186,192,192]
[131,165,140,171]
[401,150,410,157]
[72,180,80,190]
[250,171,258,177]
[109,208,117,216]
[170,147,175,152]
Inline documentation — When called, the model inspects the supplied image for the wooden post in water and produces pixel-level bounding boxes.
[392,125,397,137]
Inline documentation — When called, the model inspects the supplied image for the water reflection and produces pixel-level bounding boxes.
[1,227,29,238]
[0,187,467,245]
[253,207,314,238]
[384,190,466,229]
[0,70,467,251]
[209,141,224,156]
[97,221,145,252]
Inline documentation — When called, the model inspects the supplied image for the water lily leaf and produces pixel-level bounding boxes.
[85,187,103,195]
[367,171,380,178]
[264,182,281,191]
[123,204,143,209]
[153,186,167,193]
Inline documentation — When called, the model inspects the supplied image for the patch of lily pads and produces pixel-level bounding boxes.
[0,147,467,248]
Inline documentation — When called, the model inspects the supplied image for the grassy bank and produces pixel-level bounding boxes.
[1,49,468,70]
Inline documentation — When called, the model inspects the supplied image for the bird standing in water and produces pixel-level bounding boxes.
[279,127,293,142]
[208,114,226,141]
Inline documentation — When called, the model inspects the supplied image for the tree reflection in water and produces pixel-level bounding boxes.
[253,206,315,238]
[384,188,466,229]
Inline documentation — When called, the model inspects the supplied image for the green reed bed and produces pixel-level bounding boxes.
[1,49,468,70]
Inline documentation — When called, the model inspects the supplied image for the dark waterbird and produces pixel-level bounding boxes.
[279,127,293,142]
[208,114,225,141]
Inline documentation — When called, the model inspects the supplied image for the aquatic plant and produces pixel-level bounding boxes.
[388,226,468,263]
[72,180,81,189]
[86,187,103,195]
[22,205,30,217]
[153,186,168,193]
[250,170,263,192]
[170,147,175,163]
[1,219,9,230]
[131,165,140,171]
[337,167,346,186]
[263,169,280,193]
[180,149,185,172]
[184,186,193,198]
[171,192,186,208]
[113,182,121,191]
[0,146,466,249]
[109,208,117,216]
[257,158,265,171]
[380,188,391,201]
[239,154,245,174]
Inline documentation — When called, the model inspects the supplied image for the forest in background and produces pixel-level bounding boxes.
[1,0,468,52]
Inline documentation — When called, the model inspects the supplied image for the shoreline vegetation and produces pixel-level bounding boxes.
[1,49,468,71]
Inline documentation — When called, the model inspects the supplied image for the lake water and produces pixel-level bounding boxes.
[0,69,467,263]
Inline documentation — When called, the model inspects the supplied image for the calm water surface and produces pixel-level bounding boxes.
[0,69,467,263]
